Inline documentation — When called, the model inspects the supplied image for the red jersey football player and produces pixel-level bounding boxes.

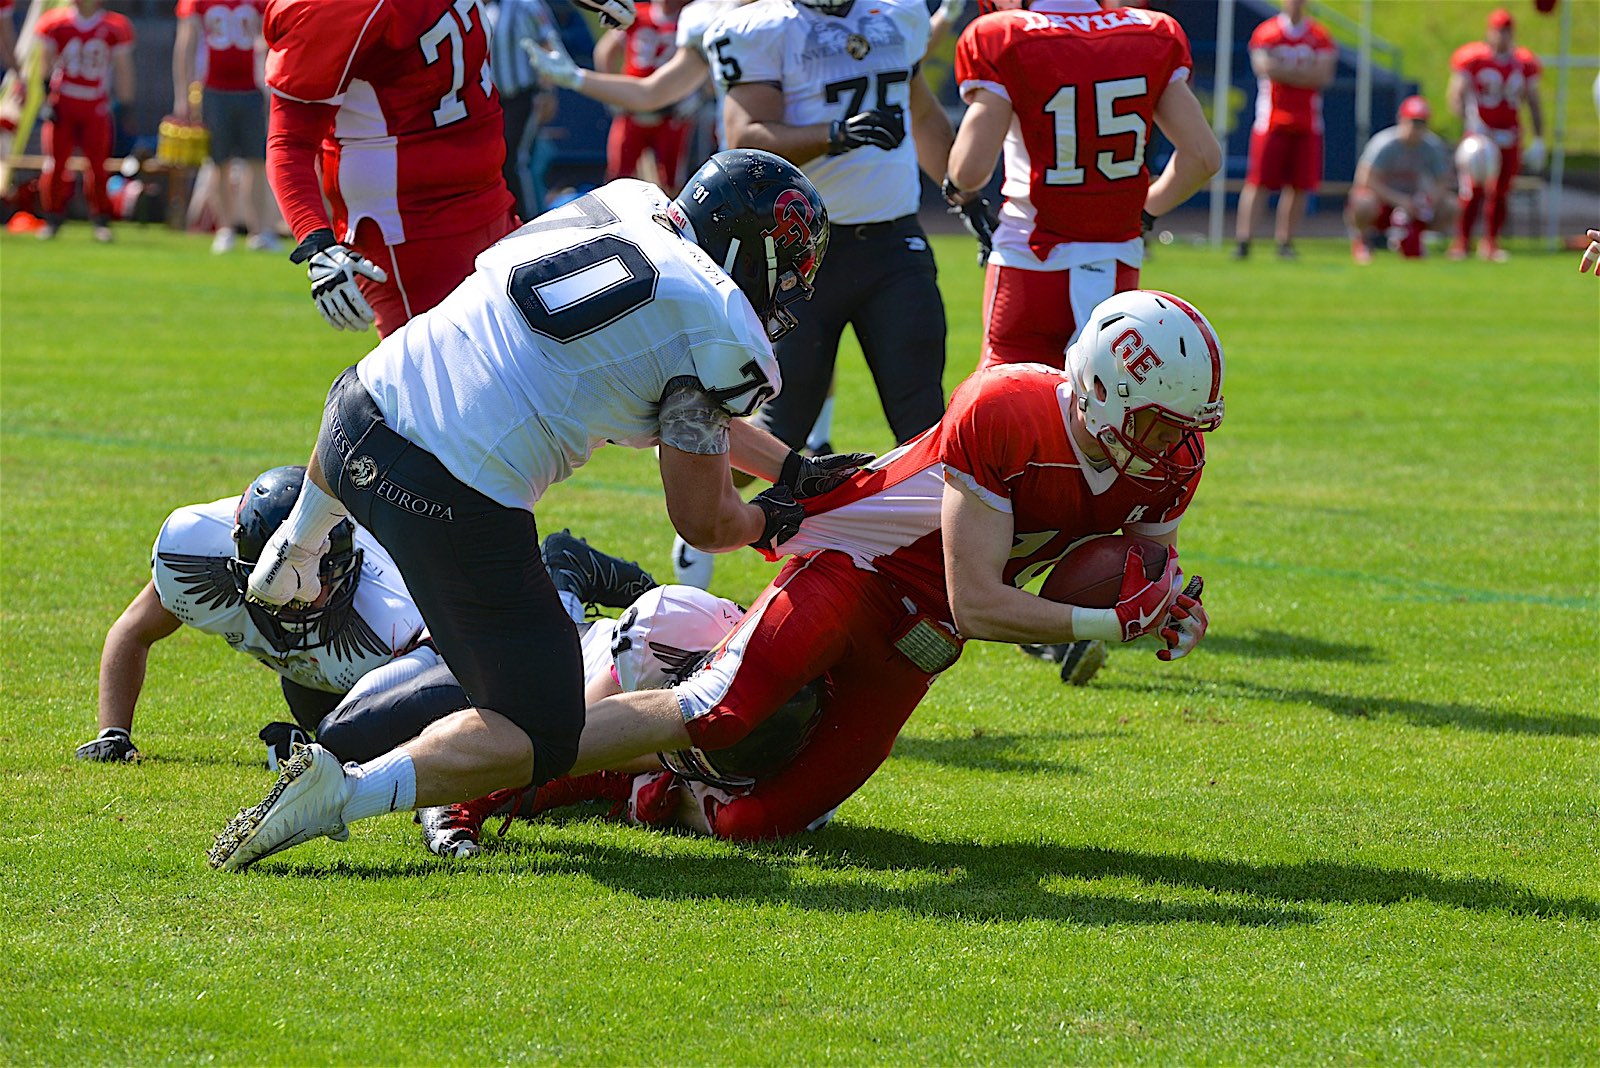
[33,0,135,242]
[946,0,1219,370]
[1447,7,1544,264]
[262,0,518,336]
[594,0,694,191]
[547,289,1225,841]
[1233,0,1335,260]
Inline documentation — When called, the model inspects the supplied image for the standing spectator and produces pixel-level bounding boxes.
[1345,95,1455,264]
[595,0,694,191]
[1448,7,1543,263]
[173,0,276,254]
[262,0,518,337]
[34,0,135,242]
[487,0,565,220]
[946,0,1219,368]
[1233,0,1335,260]
[0,0,18,76]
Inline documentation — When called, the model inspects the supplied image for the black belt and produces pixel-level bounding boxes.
[838,213,917,240]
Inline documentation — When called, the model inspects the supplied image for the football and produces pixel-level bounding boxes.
[1038,534,1168,608]
[1455,133,1502,185]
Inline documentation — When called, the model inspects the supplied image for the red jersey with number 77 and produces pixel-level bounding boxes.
[954,0,1192,256]
[35,6,135,104]
[263,0,511,244]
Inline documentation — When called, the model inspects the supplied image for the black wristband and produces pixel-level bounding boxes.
[827,119,844,155]
[779,449,803,487]
[1140,210,1157,234]
[289,227,338,265]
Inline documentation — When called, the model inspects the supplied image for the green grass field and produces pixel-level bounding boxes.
[2,223,1596,1064]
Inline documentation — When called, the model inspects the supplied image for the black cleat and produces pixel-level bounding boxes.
[541,529,658,609]
[1019,639,1108,686]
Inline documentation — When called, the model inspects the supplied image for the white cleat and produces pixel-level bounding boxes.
[246,532,327,608]
[208,743,351,872]
[670,534,715,590]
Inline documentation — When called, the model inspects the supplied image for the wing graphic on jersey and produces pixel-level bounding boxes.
[157,552,244,611]
[649,641,711,684]
[318,608,394,664]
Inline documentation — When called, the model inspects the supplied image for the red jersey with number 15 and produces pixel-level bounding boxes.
[264,0,511,244]
[955,0,1191,253]
[35,6,135,104]
[178,0,267,93]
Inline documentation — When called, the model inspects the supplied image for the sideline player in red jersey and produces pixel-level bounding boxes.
[945,0,1219,370]
[594,0,694,190]
[1233,0,1335,261]
[33,0,134,242]
[1447,7,1544,264]
[173,0,276,254]
[262,0,520,337]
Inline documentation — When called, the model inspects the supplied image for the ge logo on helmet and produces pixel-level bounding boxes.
[1111,328,1163,384]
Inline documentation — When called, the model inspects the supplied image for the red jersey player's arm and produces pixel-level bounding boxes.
[266,93,337,241]
[1145,78,1221,218]
[593,26,625,74]
[909,67,954,183]
[723,81,832,166]
[941,477,1084,645]
[1446,68,1469,120]
[113,41,136,111]
[172,13,199,118]
[97,581,184,734]
[0,10,17,74]
[945,85,1009,194]
[1524,79,1545,139]
[572,46,709,112]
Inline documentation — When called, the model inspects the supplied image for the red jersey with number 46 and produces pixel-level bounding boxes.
[178,0,267,93]
[622,2,679,78]
[35,7,135,104]
[264,0,511,244]
[955,0,1191,256]
[1451,42,1541,143]
[1248,14,1336,134]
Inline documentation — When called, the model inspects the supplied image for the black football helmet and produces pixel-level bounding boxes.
[228,465,363,653]
[669,149,829,344]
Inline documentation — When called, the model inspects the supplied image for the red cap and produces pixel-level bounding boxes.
[1399,95,1431,121]
[1488,7,1513,29]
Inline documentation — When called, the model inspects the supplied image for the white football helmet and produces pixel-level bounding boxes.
[1455,133,1502,185]
[1065,290,1225,486]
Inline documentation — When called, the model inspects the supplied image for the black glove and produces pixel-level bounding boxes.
[943,176,998,266]
[1141,209,1157,234]
[828,109,904,155]
[749,486,806,551]
[780,449,875,499]
[76,727,140,762]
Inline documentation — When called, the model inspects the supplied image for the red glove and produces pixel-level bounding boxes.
[1113,544,1182,642]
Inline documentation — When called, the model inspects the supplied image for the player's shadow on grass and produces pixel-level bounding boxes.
[1201,629,1380,663]
[889,729,1122,776]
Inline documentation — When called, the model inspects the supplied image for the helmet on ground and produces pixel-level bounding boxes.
[1064,290,1225,487]
[669,150,829,411]
[1455,133,1501,185]
[228,465,363,652]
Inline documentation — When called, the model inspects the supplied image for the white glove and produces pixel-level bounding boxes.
[523,41,584,90]
[290,229,388,332]
[1522,136,1547,172]
[573,0,635,29]
[1157,576,1208,662]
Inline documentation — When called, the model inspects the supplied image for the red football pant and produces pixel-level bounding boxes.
[1457,141,1521,247]
[1246,127,1323,192]
[40,98,114,218]
[352,211,519,337]
[675,551,958,840]
[980,260,1139,370]
[605,114,693,191]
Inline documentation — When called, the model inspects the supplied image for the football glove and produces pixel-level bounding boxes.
[1157,576,1208,662]
[1069,544,1182,643]
[291,228,389,332]
[76,727,140,763]
[1580,229,1600,277]
[523,41,585,90]
[1521,136,1547,172]
[573,0,635,29]
[828,109,905,155]
[749,485,806,551]
[943,177,997,266]
[780,448,875,499]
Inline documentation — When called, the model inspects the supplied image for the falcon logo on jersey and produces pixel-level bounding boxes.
[846,33,871,59]
[1111,328,1164,384]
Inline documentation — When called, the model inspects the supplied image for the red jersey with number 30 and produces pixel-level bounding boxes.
[178,0,267,93]
[1451,42,1541,142]
[1248,14,1336,134]
[264,0,511,243]
[955,0,1192,253]
[36,7,135,104]
[622,2,679,78]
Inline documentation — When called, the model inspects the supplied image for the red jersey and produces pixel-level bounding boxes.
[178,0,267,93]
[36,7,134,104]
[955,0,1191,260]
[264,0,512,244]
[1451,41,1541,144]
[1248,14,1336,134]
[621,2,679,78]
[771,364,1200,624]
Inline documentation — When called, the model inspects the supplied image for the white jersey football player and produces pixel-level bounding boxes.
[76,466,424,766]
[208,150,869,873]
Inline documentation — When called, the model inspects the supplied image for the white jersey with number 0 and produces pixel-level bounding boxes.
[357,180,777,512]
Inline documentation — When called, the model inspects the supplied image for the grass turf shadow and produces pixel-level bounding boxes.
[1200,629,1381,664]
[888,729,1123,776]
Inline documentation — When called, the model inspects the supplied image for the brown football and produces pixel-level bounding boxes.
[1038,534,1168,608]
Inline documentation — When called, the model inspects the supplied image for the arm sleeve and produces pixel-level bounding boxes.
[954,20,1007,103]
[266,93,337,241]
[938,379,1030,514]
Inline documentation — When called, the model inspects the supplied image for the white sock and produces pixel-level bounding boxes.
[805,397,834,453]
[340,750,416,823]
[557,589,586,625]
[282,476,349,550]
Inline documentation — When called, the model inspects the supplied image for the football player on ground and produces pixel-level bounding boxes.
[593,0,696,190]
[75,466,424,767]
[1447,7,1544,263]
[206,150,872,873]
